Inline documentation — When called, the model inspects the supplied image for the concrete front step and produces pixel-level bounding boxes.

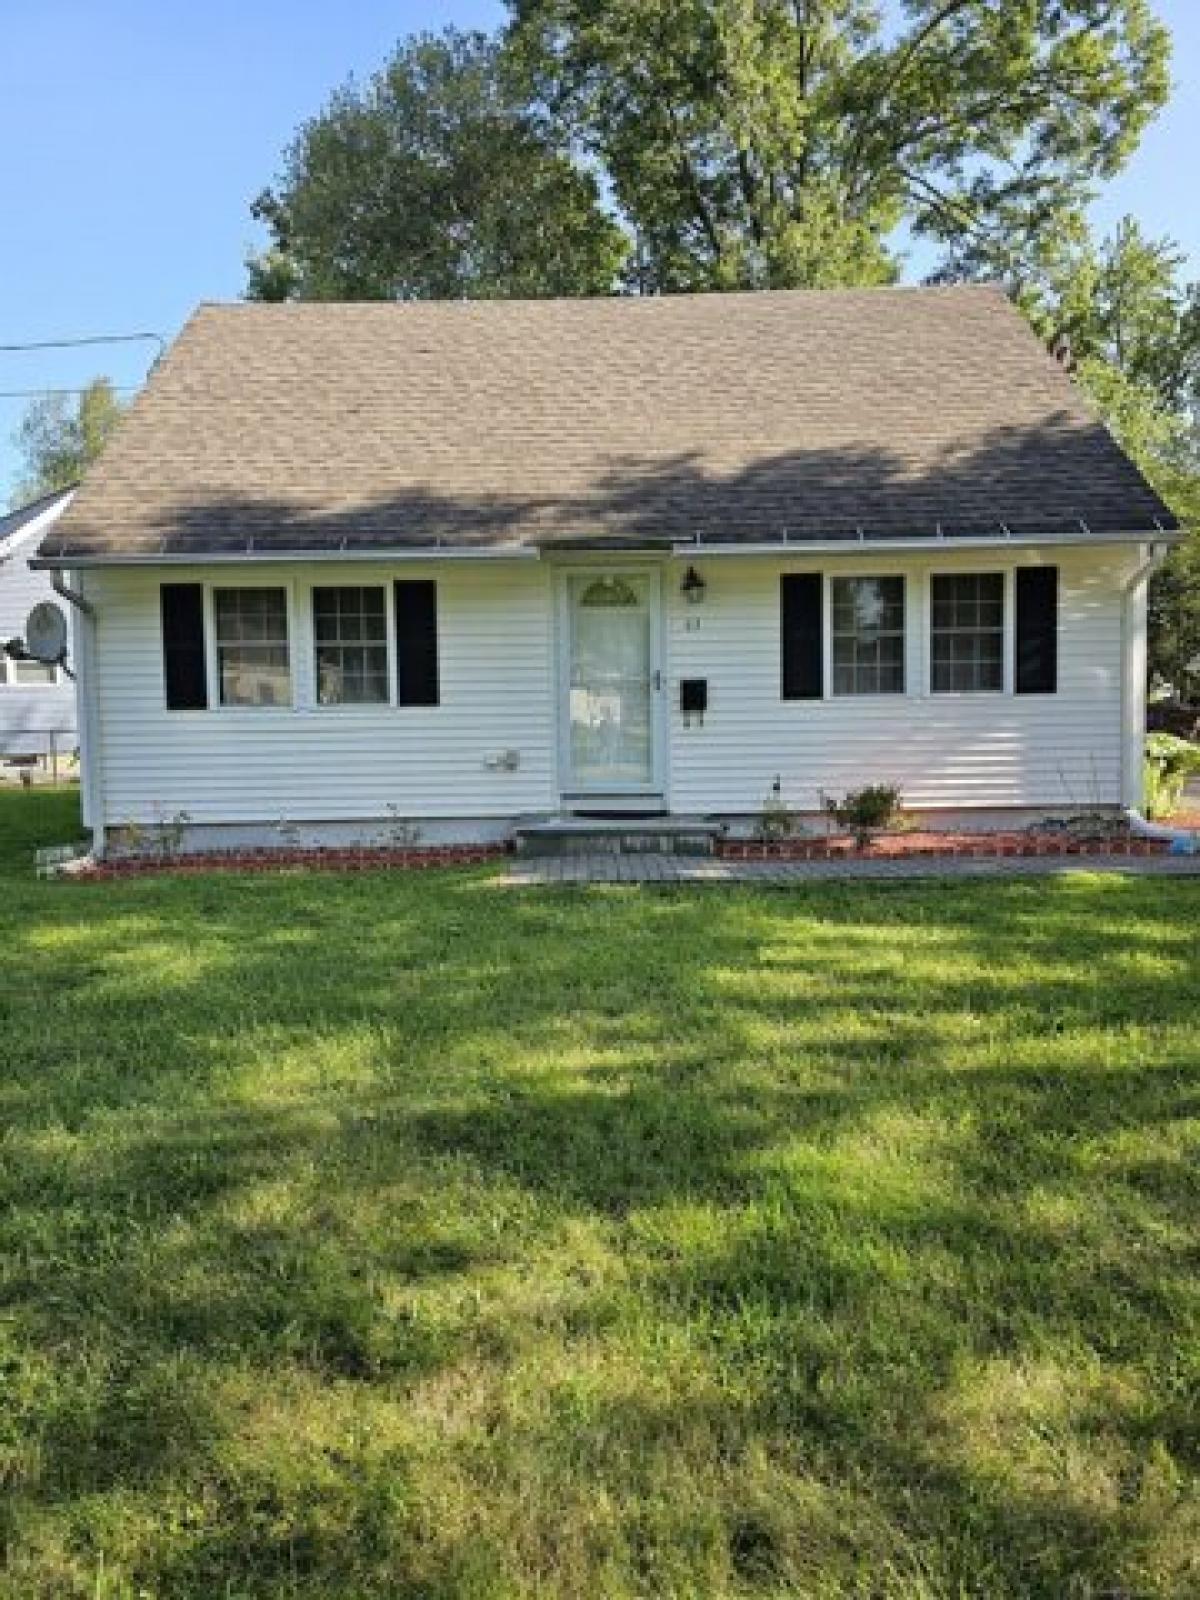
[514,814,725,858]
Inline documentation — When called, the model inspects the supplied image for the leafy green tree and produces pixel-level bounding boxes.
[12,377,125,506]
[247,29,628,301]
[508,0,1170,292]
[1003,217,1200,689]
[248,10,1195,686]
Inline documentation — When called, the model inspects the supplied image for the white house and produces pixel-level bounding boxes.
[1,488,77,766]
[32,287,1181,855]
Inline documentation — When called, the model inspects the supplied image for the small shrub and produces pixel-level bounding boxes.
[275,816,304,849]
[1144,733,1200,820]
[151,806,192,859]
[824,784,904,850]
[111,819,146,857]
[756,777,795,841]
[378,805,424,850]
[1035,811,1128,843]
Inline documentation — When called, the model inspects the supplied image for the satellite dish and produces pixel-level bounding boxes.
[24,601,69,665]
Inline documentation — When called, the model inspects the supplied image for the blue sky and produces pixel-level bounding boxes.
[2,0,1196,501]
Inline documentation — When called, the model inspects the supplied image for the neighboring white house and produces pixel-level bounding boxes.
[0,488,77,764]
[31,288,1181,854]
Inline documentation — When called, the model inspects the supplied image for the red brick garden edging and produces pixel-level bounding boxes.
[76,843,511,881]
[717,831,1172,862]
[65,829,1190,880]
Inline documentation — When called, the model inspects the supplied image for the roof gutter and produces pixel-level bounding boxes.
[51,570,95,618]
[674,529,1185,557]
[30,543,541,570]
[30,525,1185,570]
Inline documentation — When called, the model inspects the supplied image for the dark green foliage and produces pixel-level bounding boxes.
[994,216,1200,689]
[244,8,1197,686]
[247,29,628,302]
[1143,731,1200,819]
[509,0,1170,292]
[250,6,1175,300]
[824,782,904,848]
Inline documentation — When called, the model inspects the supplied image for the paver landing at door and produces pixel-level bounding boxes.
[505,852,1200,887]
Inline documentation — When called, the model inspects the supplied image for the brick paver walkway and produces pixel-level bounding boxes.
[506,851,1200,887]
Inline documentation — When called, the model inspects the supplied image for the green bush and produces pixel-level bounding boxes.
[1144,732,1200,819]
[824,784,904,849]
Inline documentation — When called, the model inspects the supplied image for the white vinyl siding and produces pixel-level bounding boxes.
[666,547,1133,815]
[87,559,555,824]
[84,544,1137,830]
[0,500,78,757]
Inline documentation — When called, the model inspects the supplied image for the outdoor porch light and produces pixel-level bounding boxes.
[681,565,707,605]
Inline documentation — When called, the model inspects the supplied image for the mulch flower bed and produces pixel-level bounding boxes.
[717,829,1174,861]
[65,824,1199,879]
[75,843,511,880]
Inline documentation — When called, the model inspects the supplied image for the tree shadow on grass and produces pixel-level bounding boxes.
[1,869,1198,1594]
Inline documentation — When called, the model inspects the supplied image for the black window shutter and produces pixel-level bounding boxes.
[781,573,823,699]
[394,579,439,706]
[1015,567,1058,694]
[160,583,208,710]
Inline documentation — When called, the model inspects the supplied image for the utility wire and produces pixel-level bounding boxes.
[0,385,142,400]
[0,331,165,358]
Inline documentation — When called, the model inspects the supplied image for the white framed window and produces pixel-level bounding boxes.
[312,585,389,706]
[831,575,906,695]
[930,572,1006,693]
[0,655,57,687]
[212,586,292,707]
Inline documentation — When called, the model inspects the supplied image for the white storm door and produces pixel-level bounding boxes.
[561,570,662,793]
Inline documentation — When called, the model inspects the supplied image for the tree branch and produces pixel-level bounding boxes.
[865,0,984,116]
[666,104,722,261]
[737,149,763,245]
[841,0,985,193]
[895,165,1002,250]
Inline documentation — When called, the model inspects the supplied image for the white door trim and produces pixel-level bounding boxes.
[555,564,666,800]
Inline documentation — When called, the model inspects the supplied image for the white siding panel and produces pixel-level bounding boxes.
[89,545,1134,827]
[0,516,78,756]
[91,561,557,824]
[665,548,1131,814]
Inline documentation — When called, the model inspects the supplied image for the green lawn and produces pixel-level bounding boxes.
[1,788,1198,1599]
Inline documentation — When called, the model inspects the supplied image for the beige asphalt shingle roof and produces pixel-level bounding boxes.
[38,286,1177,562]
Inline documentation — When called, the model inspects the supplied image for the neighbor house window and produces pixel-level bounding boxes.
[312,586,389,705]
[831,576,905,695]
[14,661,57,685]
[930,573,1005,692]
[0,657,56,686]
[213,587,291,707]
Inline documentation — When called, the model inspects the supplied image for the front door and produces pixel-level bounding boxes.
[561,569,662,797]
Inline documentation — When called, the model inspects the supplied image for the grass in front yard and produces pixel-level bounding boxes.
[1,788,1198,1598]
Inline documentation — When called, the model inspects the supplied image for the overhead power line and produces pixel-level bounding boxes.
[0,331,165,358]
[0,385,143,400]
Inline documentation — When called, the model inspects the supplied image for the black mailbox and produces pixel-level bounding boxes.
[680,678,708,714]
